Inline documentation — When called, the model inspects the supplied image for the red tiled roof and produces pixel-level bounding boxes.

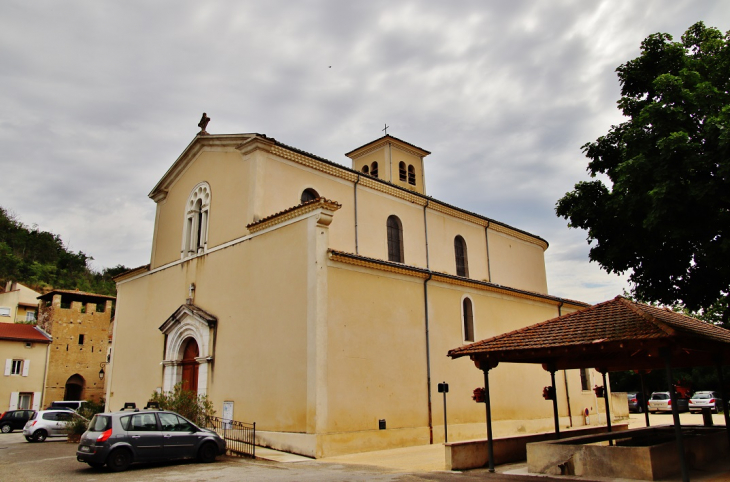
[0,324,52,343]
[448,296,730,360]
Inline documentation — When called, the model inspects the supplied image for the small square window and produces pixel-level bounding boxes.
[0,307,10,317]
[11,360,22,375]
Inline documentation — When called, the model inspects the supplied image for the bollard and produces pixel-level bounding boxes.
[701,407,714,426]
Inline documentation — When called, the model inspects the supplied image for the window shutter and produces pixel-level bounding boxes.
[32,392,41,410]
[4,359,10,376]
[22,359,30,376]
[9,392,19,410]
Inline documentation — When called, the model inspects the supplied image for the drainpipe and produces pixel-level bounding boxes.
[485,222,492,282]
[423,272,433,444]
[422,199,433,444]
[354,174,361,254]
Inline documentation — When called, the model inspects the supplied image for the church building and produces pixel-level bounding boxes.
[108,126,604,458]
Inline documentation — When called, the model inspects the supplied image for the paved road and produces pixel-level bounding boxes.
[0,432,553,482]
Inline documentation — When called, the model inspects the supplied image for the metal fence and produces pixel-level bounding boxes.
[205,417,256,458]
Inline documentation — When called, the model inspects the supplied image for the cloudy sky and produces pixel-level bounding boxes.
[1,1,727,304]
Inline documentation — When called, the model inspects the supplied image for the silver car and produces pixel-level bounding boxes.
[23,409,87,442]
[648,391,689,413]
[689,391,723,413]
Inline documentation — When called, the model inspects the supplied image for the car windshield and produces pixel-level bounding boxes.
[651,393,669,400]
[89,415,112,431]
[693,393,712,399]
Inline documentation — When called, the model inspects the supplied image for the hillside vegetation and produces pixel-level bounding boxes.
[0,207,127,296]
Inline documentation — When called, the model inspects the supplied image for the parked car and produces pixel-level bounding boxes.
[627,392,645,413]
[76,409,226,472]
[689,391,723,414]
[23,409,87,442]
[648,391,689,413]
[48,400,87,412]
[0,410,36,433]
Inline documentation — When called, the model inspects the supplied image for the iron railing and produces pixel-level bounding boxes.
[205,417,256,458]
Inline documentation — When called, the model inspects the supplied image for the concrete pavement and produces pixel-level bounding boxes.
[256,412,730,480]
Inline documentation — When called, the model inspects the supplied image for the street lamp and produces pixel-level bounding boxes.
[99,362,107,380]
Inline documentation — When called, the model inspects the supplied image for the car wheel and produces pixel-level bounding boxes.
[0,424,11,433]
[106,449,132,472]
[713,407,719,414]
[33,430,48,442]
[637,406,642,413]
[87,462,105,469]
[198,442,218,463]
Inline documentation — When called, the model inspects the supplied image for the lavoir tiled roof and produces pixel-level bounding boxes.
[448,296,730,371]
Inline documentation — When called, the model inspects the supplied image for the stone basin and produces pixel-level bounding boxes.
[526,426,728,480]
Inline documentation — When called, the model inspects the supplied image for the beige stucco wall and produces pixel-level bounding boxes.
[1,338,48,411]
[42,297,112,406]
[488,230,548,294]
[110,219,313,433]
[151,149,253,269]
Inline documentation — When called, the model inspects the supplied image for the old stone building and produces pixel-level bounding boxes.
[38,289,114,406]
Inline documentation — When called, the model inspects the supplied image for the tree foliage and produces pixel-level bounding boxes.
[0,206,127,296]
[556,22,730,322]
[150,384,216,426]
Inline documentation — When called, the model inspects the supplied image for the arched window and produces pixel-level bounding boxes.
[454,235,469,277]
[399,161,407,181]
[182,182,211,258]
[387,215,404,263]
[362,165,369,174]
[463,297,474,342]
[408,165,416,185]
[301,188,319,204]
[370,161,379,178]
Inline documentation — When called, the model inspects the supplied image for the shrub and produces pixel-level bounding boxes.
[66,399,106,436]
[149,384,215,426]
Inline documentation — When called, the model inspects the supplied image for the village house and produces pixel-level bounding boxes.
[0,281,40,324]
[108,128,607,458]
[1,323,51,412]
[37,289,114,406]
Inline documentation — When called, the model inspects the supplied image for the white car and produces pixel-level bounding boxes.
[23,409,86,442]
[648,392,689,413]
[689,391,723,414]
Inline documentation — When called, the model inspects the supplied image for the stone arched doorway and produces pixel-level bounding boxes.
[64,374,85,400]
[181,338,199,393]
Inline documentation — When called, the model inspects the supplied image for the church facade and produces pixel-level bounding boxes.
[108,130,604,458]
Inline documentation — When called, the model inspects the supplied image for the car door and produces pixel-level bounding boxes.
[123,413,165,461]
[159,412,200,459]
[55,411,76,435]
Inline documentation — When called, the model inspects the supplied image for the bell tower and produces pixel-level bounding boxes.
[345,135,430,195]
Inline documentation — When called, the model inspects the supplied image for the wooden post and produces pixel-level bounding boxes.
[661,348,689,482]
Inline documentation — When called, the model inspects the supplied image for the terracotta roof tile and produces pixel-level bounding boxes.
[0,324,52,343]
[448,296,730,359]
[246,197,342,230]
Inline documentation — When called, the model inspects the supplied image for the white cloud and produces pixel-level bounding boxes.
[0,0,726,304]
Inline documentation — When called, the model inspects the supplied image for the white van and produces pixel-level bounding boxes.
[48,401,87,412]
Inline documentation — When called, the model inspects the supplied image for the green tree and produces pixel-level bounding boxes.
[556,22,730,323]
[149,384,216,426]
